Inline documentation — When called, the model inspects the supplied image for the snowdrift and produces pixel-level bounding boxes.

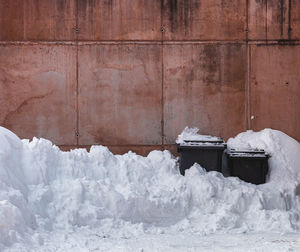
[0,126,300,249]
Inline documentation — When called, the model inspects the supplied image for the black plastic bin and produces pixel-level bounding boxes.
[177,138,227,175]
[222,148,269,185]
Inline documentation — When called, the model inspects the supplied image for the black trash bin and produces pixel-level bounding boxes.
[222,148,269,185]
[177,138,227,175]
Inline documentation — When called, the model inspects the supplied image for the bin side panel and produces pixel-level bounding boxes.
[179,148,224,175]
[231,158,267,184]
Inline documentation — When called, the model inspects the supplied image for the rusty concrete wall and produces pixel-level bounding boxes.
[0,0,300,156]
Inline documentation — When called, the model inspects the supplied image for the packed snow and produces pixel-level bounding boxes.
[0,126,300,251]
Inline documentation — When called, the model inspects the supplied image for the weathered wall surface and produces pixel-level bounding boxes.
[0,0,299,155]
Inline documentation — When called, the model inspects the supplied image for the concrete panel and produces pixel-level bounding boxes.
[0,45,77,145]
[248,0,289,40]
[162,0,246,41]
[250,45,300,141]
[24,0,76,40]
[163,43,247,144]
[0,0,24,40]
[291,0,300,40]
[78,44,162,145]
[0,0,76,41]
[248,0,267,40]
[267,0,289,40]
[77,0,162,40]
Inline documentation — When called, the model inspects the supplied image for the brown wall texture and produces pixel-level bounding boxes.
[0,0,300,155]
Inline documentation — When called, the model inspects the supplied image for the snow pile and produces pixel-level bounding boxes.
[176,127,222,143]
[0,126,300,250]
[227,129,300,194]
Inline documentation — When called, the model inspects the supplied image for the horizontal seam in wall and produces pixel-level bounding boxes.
[2,40,300,46]
[0,40,246,45]
[248,40,300,45]
[0,40,247,45]
[0,39,246,43]
[0,41,77,46]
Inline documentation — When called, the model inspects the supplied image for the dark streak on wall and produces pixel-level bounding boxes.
[165,0,200,34]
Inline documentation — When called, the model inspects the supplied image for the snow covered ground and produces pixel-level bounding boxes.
[0,126,300,251]
[5,231,300,251]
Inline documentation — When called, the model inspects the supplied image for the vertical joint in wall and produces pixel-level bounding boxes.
[161,0,165,149]
[246,0,251,130]
[75,0,79,146]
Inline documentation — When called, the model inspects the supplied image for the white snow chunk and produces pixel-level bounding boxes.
[176,127,223,144]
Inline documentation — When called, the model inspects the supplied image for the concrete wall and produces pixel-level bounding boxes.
[0,0,300,155]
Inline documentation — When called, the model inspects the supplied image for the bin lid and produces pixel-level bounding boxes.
[179,138,226,148]
[227,148,269,158]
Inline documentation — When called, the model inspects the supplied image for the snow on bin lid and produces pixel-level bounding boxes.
[227,148,269,158]
[176,127,226,147]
